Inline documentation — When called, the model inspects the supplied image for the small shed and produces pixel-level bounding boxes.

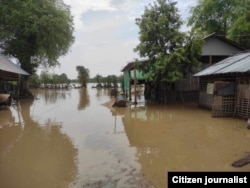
[0,54,29,101]
[121,61,146,102]
[194,51,250,119]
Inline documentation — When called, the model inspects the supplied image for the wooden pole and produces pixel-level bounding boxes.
[134,65,137,104]
[17,75,21,101]
[209,55,212,64]
[128,70,132,101]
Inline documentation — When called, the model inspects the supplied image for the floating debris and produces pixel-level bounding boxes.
[232,154,250,167]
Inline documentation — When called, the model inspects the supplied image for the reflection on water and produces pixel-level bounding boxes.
[0,99,78,188]
[78,88,90,110]
[122,103,250,187]
[32,89,72,104]
[1,85,250,188]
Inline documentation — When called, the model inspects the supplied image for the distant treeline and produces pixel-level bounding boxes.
[29,71,123,89]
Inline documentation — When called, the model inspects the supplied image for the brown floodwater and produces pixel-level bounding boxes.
[0,84,250,188]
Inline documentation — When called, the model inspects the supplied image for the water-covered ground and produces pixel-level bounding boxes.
[1,85,250,188]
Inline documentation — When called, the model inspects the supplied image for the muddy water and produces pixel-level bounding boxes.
[0,85,250,188]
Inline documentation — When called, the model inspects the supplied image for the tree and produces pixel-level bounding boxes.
[93,74,102,84]
[188,0,250,48]
[76,66,89,87]
[108,75,119,87]
[59,73,70,85]
[49,73,70,88]
[228,2,250,48]
[134,0,203,83]
[40,71,51,86]
[0,0,75,97]
[103,76,112,87]
[29,74,41,88]
[93,74,103,87]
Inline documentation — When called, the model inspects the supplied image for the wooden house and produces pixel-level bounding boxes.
[175,33,245,102]
[194,51,250,119]
[121,33,245,103]
[201,33,246,64]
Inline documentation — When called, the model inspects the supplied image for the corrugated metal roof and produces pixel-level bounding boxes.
[0,54,29,75]
[194,52,250,76]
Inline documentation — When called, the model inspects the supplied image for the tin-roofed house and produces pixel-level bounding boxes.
[121,33,246,104]
[194,51,250,119]
[0,54,29,105]
[175,33,246,103]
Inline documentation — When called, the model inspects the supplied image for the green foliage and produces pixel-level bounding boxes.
[0,0,75,74]
[92,74,121,87]
[134,0,203,83]
[14,69,73,89]
[59,73,70,84]
[228,2,250,48]
[93,74,103,84]
[188,0,250,48]
[188,0,236,35]
[103,75,114,87]
[34,71,70,87]
[134,0,183,59]
[40,71,51,84]
[106,75,119,87]
[51,73,70,85]
[29,74,41,88]
[76,66,89,87]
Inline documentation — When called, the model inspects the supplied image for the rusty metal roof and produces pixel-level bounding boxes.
[194,51,250,76]
[0,54,29,75]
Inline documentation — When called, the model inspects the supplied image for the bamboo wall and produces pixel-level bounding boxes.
[198,75,250,119]
[212,95,235,117]
[235,78,250,119]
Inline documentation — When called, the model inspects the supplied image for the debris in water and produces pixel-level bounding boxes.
[232,154,250,167]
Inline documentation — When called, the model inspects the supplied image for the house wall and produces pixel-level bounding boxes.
[198,76,236,110]
[123,71,130,91]
[0,70,19,80]
[202,38,243,56]
[235,77,250,119]
[201,56,228,64]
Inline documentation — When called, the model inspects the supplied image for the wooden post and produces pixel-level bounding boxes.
[129,83,132,101]
[209,55,212,64]
[128,70,132,101]
[17,75,21,101]
[134,66,137,104]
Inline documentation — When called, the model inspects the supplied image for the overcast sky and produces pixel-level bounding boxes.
[49,0,198,79]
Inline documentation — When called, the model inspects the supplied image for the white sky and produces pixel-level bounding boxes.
[48,0,197,79]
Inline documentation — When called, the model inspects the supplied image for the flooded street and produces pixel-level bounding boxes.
[1,85,250,188]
